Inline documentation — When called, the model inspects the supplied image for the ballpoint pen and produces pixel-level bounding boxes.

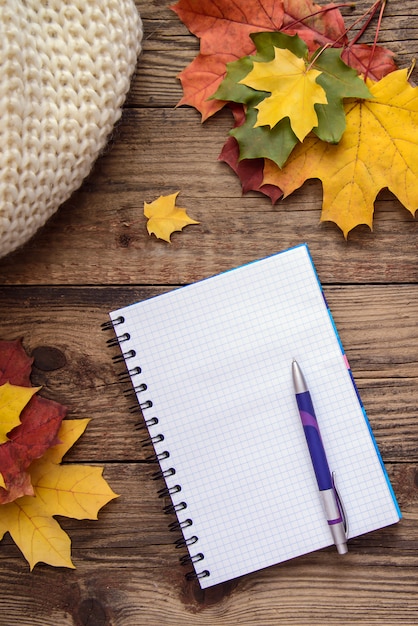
[292,359,348,554]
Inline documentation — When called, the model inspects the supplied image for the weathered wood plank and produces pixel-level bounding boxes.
[0,285,416,462]
[0,2,417,284]
[1,563,416,625]
[0,3,417,624]
[0,462,416,625]
[0,107,418,285]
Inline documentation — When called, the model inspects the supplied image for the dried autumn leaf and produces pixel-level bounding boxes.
[0,394,66,504]
[0,419,118,569]
[144,192,199,242]
[171,0,395,119]
[216,32,371,167]
[219,135,284,203]
[342,42,396,81]
[0,340,118,568]
[218,104,284,202]
[0,340,66,504]
[0,339,33,387]
[171,0,347,119]
[241,46,328,140]
[214,36,297,167]
[263,69,418,236]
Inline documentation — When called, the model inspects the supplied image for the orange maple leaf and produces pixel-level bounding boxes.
[262,69,418,237]
[171,0,396,120]
[171,0,328,120]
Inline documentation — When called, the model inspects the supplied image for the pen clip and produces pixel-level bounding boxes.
[332,471,349,538]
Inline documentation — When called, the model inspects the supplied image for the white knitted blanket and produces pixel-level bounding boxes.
[0,0,142,258]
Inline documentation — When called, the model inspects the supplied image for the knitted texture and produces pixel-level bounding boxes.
[0,0,142,258]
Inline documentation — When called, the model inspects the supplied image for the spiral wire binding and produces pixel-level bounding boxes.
[102,316,210,583]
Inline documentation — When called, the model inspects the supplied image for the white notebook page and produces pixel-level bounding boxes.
[110,244,400,588]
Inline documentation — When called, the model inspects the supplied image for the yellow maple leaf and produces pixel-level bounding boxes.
[240,47,328,141]
[0,473,5,490]
[0,382,39,444]
[263,68,418,237]
[0,419,118,569]
[144,192,199,242]
[0,491,74,569]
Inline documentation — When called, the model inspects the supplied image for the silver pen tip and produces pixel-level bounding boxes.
[292,359,307,393]
[337,542,348,555]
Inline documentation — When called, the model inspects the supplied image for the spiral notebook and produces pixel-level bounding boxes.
[108,244,400,588]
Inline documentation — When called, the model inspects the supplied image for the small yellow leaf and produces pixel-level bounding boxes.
[240,47,328,141]
[144,192,199,242]
[0,382,39,444]
[0,472,6,490]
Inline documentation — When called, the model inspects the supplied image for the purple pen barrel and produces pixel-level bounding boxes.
[295,390,333,491]
[292,360,348,555]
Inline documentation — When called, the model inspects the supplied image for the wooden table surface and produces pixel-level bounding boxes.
[1,1,418,624]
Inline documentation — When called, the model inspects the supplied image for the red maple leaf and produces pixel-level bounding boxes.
[0,340,66,504]
[342,43,396,81]
[280,0,348,48]
[0,339,33,387]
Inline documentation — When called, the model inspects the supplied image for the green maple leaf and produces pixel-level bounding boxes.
[230,108,297,168]
[214,32,307,106]
[214,32,372,167]
[312,47,372,143]
[213,34,300,167]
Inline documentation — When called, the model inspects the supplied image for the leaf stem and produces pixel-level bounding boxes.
[345,0,383,48]
[282,3,355,33]
[306,43,333,71]
[363,0,386,80]
[407,58,416,81]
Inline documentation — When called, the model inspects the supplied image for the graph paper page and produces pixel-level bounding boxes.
[110,244,400,588]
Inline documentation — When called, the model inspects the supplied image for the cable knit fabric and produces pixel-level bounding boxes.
[0,0,142,258]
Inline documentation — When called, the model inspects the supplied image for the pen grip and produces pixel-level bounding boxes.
[296,391,333,491]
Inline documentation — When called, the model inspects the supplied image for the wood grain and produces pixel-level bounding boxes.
[0,463,417,626]
[0,2,418,285]
[0,285,417,464]
[0,1,418,624]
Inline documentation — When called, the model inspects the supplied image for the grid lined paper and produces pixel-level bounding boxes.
[110,244,400,589]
